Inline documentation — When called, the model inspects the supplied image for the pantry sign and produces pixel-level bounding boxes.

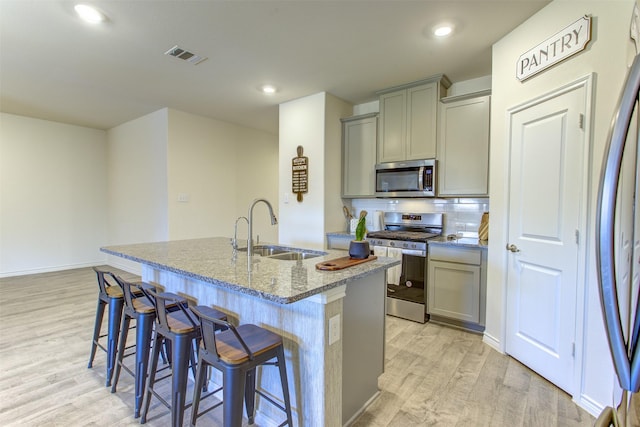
[517,15,591,81]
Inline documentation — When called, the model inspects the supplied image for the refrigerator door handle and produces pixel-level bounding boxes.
[596,52,640,393]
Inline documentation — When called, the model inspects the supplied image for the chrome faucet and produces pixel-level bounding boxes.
[231,216,248,252]
[247,198,277,257]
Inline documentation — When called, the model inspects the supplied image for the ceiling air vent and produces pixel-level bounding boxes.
[164,45,207,65]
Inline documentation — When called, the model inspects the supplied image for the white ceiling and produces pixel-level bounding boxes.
[0,1,549,135]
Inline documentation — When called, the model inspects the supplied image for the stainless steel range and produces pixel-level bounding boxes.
[367,212,443,323]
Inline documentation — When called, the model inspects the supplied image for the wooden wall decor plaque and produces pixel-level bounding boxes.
[292,145,308,202]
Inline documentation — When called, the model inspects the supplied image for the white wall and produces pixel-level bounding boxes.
[167,108,279,243]
[0,113,108,276]
[279,93,327,249]
[324,94,354,239]
[107,109,169,245]
[108,107,279,252]
[106,109,169,272]
[488,0,636,414]
[0,107,279,276]
[278,92,352,250]
[234,123,279,244]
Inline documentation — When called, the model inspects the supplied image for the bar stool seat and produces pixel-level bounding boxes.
[140,291,227,427]
[190,305,293,427]
[87,267,143,387]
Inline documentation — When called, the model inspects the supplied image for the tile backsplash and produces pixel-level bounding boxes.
[349,197,489,237]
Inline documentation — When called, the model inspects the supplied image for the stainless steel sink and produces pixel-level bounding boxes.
[238,244,326,260]
[267,251,325,261]
[237,245,290,256]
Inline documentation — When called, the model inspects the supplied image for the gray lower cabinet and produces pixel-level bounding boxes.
[427,244,486,332]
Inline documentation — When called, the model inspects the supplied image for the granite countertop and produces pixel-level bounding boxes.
[101,237,399,304]
[428,236,488,249]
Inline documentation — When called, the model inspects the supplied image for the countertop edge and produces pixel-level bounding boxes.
[101,246,399,304]
[427,238,488,249]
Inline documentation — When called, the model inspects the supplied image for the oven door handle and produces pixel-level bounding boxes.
[401,249,426,257]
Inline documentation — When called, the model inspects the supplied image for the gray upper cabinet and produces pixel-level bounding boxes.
[341,113,378,198]
[377,75,451,163]
[437,91,491,196]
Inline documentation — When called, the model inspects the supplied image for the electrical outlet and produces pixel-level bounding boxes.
[329,314,340,345]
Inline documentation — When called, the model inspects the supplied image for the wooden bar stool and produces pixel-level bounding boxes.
[189,305,293,427]
[109,276,160,418]
[140,291,227,427]
[87,267,133,387]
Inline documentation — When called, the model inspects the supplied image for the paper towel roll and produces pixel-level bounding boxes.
[369,210,384,232]
[387,247,403,285]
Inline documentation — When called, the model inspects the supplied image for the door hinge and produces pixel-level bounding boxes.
[575,229,579,245]
[579,113,584,129]
[572,342,576,357]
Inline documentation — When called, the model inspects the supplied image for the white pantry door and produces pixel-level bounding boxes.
[505,80,589,393]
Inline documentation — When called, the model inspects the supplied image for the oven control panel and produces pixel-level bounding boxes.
[368,238,427,251]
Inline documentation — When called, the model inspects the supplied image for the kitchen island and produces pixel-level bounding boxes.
[101,237,399,427]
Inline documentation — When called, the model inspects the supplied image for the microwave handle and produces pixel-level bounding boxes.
[418,166,425,190]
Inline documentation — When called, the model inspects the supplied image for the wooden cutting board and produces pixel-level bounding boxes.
[315,255,377,271]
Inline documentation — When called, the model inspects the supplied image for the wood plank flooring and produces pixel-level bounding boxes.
[0,267,595,426]
[354,317,594,427]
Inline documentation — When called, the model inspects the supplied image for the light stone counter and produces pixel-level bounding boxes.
[101,237,399,427]
[102,237,396,304]
[428,235,489,249]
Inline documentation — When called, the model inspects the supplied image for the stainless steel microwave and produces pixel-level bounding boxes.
[375,159,436,197]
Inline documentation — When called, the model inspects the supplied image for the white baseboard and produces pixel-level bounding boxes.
[575,393,606,418]
[104,255,141,276]
[0,260,102,278]
[482,331,502,352]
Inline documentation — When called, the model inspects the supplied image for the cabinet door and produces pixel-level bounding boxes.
[377,91,406,163]
[342,115,377,197]
[438,95,490,196]
[406,82,438,160]
[427,260,480,323]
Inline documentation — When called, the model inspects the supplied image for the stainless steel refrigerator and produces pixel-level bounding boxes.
[596,51,640,426]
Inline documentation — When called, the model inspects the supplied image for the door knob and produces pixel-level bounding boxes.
[506,243,520,253]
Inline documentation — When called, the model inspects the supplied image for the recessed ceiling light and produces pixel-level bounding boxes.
[261,85,277,94]
[434,25,453,37]
[74,4,106,23]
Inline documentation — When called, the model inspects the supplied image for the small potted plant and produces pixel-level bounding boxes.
[349,210,370,259]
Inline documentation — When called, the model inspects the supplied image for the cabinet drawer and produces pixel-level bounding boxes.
[429,245,481,265]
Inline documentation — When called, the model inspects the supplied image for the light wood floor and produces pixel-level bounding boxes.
[0,267,595,426]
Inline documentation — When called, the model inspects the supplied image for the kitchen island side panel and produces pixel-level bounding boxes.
[143,265,343,427]
[342,270,385,425]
